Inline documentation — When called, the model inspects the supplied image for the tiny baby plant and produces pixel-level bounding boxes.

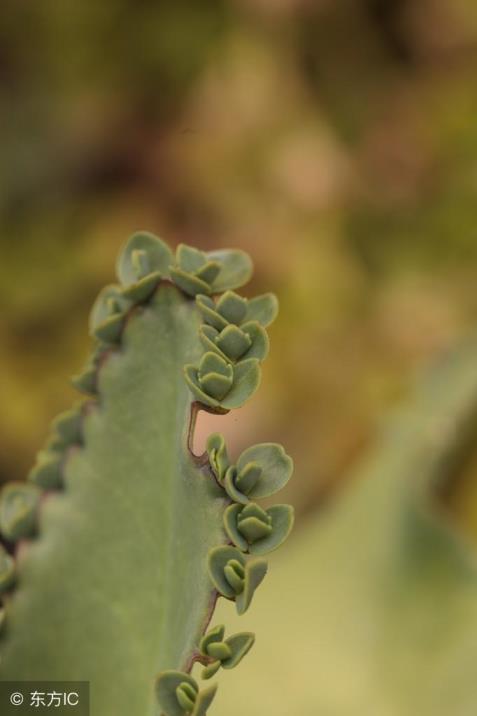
[0,234,294,716]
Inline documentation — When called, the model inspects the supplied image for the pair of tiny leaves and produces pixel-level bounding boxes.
[0,482,40,542]
[224,502,294,556]
[72,343,108,396]
[184,352,261,410]
[27,404,85,491]
[208,546,267,615]
[199,624,255,680]
[207,435,293,504]
[156,671,217,716]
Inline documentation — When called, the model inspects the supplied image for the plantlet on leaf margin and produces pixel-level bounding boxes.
[224,502,294,555]
[198,625,255,680]
[0,232,293,716]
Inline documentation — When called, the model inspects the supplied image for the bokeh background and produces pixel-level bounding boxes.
[3,0,477,521]
[2,2,477,711]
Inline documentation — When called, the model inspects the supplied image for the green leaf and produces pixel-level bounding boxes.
[207,249,253,293]
[202,660,221,680]
[236,558,268,615]
[215,291,248,325]
[241,321,269,361]
[224,504,251,551]
[191,683,218,716]
[156,670,197,716]
[1,234,292,716]
[199,352,232,380]
[177,682,198,711]
[199,624,226,654]
[234,463,262,495]
[1,284,227,716]
[208,546,243,599]
[93,313,126,344]
[206,434,230,481]
[223,559,245,594]
[237,503,271,542]
[196,295,229,331]
[170,267,212,297]
[215,325,252,361]
[215,336,477,716]
[208,546,268,614]
[157,675,217,716]
[71,363,98,396]
[198,325,228,360]
[172,246,225,298]
[199,323,267,365]
[199,627,254,678]
[196,261,221,285]
[176,244,207,273]
[223,466,257,504]
[122,271,163,302]
[207,641,232,661]
[220,359,261,410]
[248,505,294,556]
[200,373,233,401]
[223,632,255,669]
[116,231,173,285]
[196,293,274,358]
[245,293,279,327]
[51,405,84,448]
[236,443,293,498]
[0,483,40,542]
[185,357,260,410]
[71,345,108,397]
[27,450,63,489]
[184,365,220,408]
[223,503,294,556]
[224,502,294,555]
[89,284,130,337]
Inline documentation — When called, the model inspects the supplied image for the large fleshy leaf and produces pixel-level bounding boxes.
[0,284,228,716]
[215,337,477,716]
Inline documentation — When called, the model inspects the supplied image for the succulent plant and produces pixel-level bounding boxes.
[198,624,254,680]
[0,233,293,716]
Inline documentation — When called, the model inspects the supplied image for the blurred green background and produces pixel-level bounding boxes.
[3,0,477,522]
[3,1,477,713]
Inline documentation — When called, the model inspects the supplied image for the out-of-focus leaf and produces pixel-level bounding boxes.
[215,336,477,716]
